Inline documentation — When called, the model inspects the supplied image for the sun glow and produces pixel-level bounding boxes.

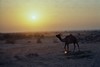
[32,16,36,20]
[28,14,38,23]
[24,11,50,31]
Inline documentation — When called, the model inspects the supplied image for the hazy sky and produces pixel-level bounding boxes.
[0,0,100,32]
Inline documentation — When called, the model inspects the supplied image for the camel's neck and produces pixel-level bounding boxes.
[57,36,65,42]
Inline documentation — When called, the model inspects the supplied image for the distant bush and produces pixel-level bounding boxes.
[36,38,42,43]
[53,39,58,43]
[26,53,39,58]
[5,39,15,44]
[27,41,31,43]
[14,55,22,60]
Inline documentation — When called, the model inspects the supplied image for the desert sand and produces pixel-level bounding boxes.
[0,30,100,67]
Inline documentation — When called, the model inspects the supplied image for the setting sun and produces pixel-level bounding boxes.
[32,16,36,20]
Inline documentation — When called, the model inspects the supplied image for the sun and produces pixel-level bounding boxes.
[32,16,36,20]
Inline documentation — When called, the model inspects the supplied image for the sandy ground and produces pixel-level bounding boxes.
[0,36,100,67]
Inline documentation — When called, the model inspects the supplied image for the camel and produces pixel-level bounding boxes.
[56,34,80,53]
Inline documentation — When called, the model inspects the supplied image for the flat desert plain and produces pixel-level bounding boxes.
[0,31,100,67]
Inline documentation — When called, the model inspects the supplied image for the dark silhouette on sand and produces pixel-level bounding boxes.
[56,34,80,53]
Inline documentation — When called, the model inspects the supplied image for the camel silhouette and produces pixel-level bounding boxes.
[56,34,80,53]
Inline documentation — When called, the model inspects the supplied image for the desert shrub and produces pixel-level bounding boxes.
[53,39,58,43]
[5,39,15,44]
[36,38,42,43]
[14,55,22,60]
[27,41,31,43]
[26,53,39,58]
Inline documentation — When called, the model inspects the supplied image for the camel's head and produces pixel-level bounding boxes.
[56,34,64,42]
[56,34,61,38]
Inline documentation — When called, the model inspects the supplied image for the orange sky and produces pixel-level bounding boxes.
[0,0,100,32]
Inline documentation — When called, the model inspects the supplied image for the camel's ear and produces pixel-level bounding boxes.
[56,33,61,37]
[56,34,60,37]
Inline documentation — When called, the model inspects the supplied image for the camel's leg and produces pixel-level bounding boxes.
[73,43,76,52]
[76,43,80,51]
[67,44,69,53]
[64,43,67,51]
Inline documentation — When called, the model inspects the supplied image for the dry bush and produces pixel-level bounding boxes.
[14,55,23,60]
[5,39,15,44]
[27,41,31,43]
[26,53,39,58]
[53,39,58,43]
[36,38,42,43]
